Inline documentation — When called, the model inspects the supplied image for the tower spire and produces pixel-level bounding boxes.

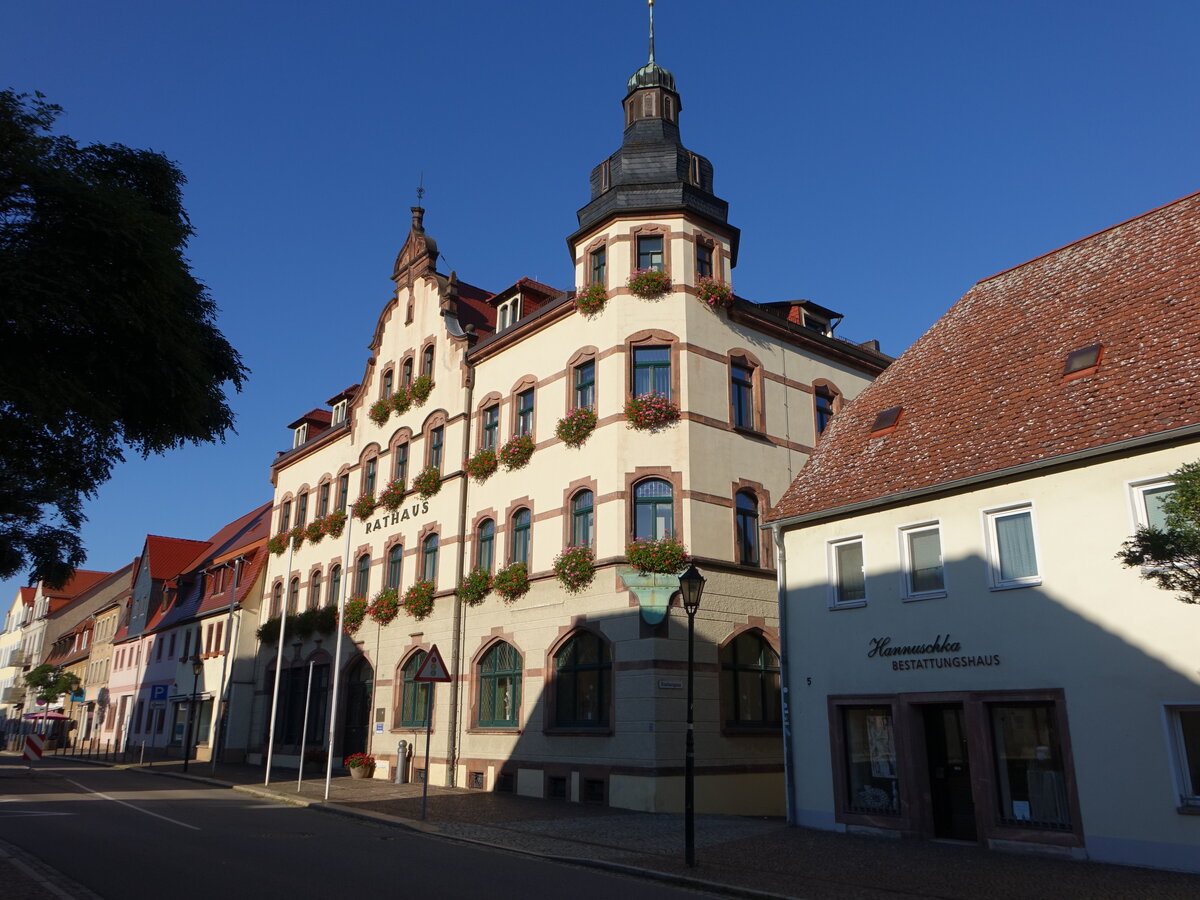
[648,0,656,63]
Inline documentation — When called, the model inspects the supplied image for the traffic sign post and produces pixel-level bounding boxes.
[414,645,452,820]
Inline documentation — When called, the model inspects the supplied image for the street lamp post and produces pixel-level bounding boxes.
[182,657,202,773]
[677,564,706,869]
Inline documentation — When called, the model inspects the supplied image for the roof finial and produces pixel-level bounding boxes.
[415,171,425,206]
[647,0,656,63]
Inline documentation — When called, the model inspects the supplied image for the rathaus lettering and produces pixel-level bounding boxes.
[363,501,430,534]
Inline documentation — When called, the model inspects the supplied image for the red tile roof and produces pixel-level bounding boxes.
[768,190,1200,523]
[42,569,111,599]
[20,586,35,607]
[145,536,211,581]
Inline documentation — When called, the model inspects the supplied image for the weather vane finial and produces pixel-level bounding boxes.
[648,0,655,64]
[416,172,425,206]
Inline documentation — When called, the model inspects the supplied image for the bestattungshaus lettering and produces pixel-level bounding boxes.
[867,634,1001,671]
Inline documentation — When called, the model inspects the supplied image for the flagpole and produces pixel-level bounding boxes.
[264,538,293,786]
[297,657,315,792]
[324,514,354,800]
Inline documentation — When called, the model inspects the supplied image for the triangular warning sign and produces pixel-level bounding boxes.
[414,644,451,682]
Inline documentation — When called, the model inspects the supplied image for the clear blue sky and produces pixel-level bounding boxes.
[3,1,1198,597]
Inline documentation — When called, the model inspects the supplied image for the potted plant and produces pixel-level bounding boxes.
[465,447,498,483]
[379,479,406,511]
[267,534,288,556]
[323,509,347,538]
[409,374,433,405]
[391,387,412,415]
[352,493,376,522]
[553,545,596,594]
[289,525,306,551]
[575,282,607,316]
[305,520,325,545]
[368,398,391,426]
[627,267,671,299]
[413,466,441,498]
[344,752,375,779]
[493,562,530,604]
[367,587,400,625]
[695,276,734,310]
[343,596,367,635]
[499,434,535,471]
[625,535,689,574]
[403,581,436,620]
[623,392,681,432]
[456,567,492,606]
[555,406,598,448]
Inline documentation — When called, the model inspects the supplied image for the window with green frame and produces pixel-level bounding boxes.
[720,631,781,728]
[634,478,673,540]
[354,553,371,598]
[482,405,499,450]
[511,508,531,565]
[573,360,595,409]
[428,426,444,470]
[397,651,431,727]
[632,346,670,398]
[476,519,495,571]
[422,534,438,582]
[571,490,594,548]
[477,641,522,728]
[554,631,610,728]
[386,545,403,589]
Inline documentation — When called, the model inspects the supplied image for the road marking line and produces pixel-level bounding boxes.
[64,777,201,831]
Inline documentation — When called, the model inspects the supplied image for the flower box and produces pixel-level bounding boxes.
[624,392,681,432]
[352,494,377,522]
[322,509,347,539]
[379,479,406,511]
[553,546,596,594]
[344,752,375,776]
[625,535,689,574]
[456,568,492,606]
[696,276,734,310]
[368,398,391,426]
[342,597,367,635]
[305,521,325,545]
[627,267,671,299]
[391,388,412,415]
[267,534,288,556]
[413,466,441,499]
[499,434,535,471]
[409,374,433,405]
[367,587,400,625]
[403,581,436,620]
[493,562,530,603]
[555,407,597,448]
[465,448,498,483]
[289,526,306,551]
[575,282,607,316]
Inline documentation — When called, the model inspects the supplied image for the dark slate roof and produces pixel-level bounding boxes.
[768,190,1200,523]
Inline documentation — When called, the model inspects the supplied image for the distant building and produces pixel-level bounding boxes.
[768,193,1200,869]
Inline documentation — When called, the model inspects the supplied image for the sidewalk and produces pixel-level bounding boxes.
[11,751,1200,899]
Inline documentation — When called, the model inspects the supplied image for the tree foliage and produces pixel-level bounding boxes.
[1117,461,1200,604]
[0,91,247,586]
[23,663,82,704]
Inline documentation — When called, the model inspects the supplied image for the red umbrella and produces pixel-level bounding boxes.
[22,712,70,720]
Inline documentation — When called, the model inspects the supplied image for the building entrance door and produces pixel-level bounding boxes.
[922,704,977,840]
[341,658,373,758]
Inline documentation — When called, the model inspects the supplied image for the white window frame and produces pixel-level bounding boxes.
[331,399,348,425]
[1163,705,1200,809]
[897,520,947,602]
[292,423,308,448]
[497,297,520,332]
[1127,476,1175,530]
[827,536,867,610]
[982,502,1041,591]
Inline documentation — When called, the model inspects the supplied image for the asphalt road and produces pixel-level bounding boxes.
[0,759,719,900]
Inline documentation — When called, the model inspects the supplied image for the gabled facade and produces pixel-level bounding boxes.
[769,192,1200,870]
[253,38,887,813]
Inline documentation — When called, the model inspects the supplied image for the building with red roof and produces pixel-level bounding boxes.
[768,192,1200,871]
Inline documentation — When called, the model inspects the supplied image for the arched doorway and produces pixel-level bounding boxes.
[341,657,374,758]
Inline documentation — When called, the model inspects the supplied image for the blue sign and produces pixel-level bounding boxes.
[150,684,169,702]
[70,690,85,703]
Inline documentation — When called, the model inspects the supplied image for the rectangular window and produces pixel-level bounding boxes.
[574,361,595,409]
[829,538,866,607]
[637,235,664,272]
[168,633,176,658]
[331,399,348,425]
[278,500,291,533]
[1132,479,1174,530]
[295,492,308,528]
[985,504,1040,589]
[482,406,499,450]
[633,346,671,398]
[1169,707,1200,808]
[337,474,349,512]
[364,459,377,496]
[696,243,713,279]
[730,363,754,429]
[317,482,330,518]
[395,442,409,482]
[842,706,899,815]
[590,247,606,286]
[900,523,945,600]
[516,390,534,436]
[990,702,1071,830]
[429,427,444,470]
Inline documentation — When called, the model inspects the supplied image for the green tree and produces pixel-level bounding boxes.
[23,664,82,705]
[0,91,247,587]
[1117,461,1200,604]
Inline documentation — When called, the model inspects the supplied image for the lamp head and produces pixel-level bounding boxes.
[191,657,203,676]
[677,564,705,616]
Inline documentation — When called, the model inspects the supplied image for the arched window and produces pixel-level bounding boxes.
[396,651,431,727]
[571,490,594,548]
[382,369,394,399]
[394,441,409,483]
[477,641,522,728]
[354,553,371,598]
[634,479,673,539]
[363,458,377,495]
[287,577,300,615]
[720,632,781,728]
[270,583,282,618]
[476,519,495,572]
[307,571,322,609]
[402,358,413,386]
[511,508,531,566]
[815,387,836,435]
[735,491,760,566]
[553,631,611,727]
[422,534,439,583]
[421,345,434,377]
[386,545,403,589]
[328,565,341,607]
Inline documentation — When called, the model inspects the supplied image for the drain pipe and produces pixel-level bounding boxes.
[773,523,796,826]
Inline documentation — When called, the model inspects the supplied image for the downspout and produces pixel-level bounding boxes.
[773,523,797,826]
[446,336,475,787]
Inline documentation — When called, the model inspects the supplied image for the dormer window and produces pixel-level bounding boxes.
[331,400,348,425]
[803,311,831,336]
[292,423,308,448]
[497,297,521,332]
[1063,343,1103,380]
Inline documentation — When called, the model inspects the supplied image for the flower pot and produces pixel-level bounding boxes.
[618,567,685,625]
[349,766,373,780]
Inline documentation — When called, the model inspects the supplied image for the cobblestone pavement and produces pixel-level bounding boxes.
[7,751,1200,899]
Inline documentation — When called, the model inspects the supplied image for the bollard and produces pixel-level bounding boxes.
[394,740,410,784]
[140,741,145,765]
[105,739,111,760]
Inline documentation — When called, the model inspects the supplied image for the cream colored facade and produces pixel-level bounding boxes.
[250,53,887,813]
[84,603,120,742]
[0,590,29,730]
[777,440,1200,870]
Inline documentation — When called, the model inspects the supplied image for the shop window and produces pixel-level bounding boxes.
[590,247,606,286]
[900,523,945,600]
[1168,706,1200,808]
[328,565,341,608]
[482,405,499,450]
[571,490,594,548]
[516,389,535,437]
[354,553,371,598]
[730,362,754,429]
[735,491,760,566]
[720,631,780,728]
[632,346,670,398]
[397,651,431,727]
[387,545,403,589]
[633,479,673,540]
[989,702,1071,830]
[828,537,866,608]
[422,534,439,583]
[842,706,900,815]
[637,235,663,272]
[511,509,531,566]
[553,631,611,728]
[573,360,595,409]
[477,641,522,728]
[307,571,322,609]
[476,519,495,572]
[984,504,1040,590]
